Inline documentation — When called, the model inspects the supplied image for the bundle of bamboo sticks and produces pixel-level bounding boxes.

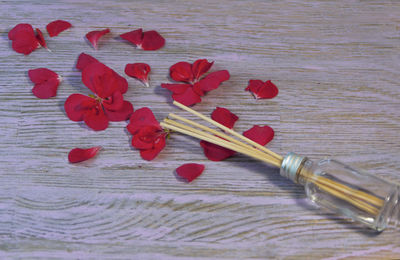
[160,101,384,217]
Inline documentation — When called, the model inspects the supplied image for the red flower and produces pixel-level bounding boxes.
[28,68,61,99]
[246,80,278,99]
[8,23,41,55]
[176,163,205,182]
[127,107,167,161]
[200,107,238,161]
[85,28,110,50]
[120,29,165,51]
[46,20,72,37]
[125,63,151,87]
[64,61,133,131]
[161,59,230,106]
[68,146,101,163]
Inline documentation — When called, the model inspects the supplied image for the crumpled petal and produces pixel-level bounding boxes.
[64,93,97,121]
[211,107,238,129]
[197,70,230,92]
[82,62,119,99]
[85,28,110,50]
[8,23,40,55]
[139,135,166,161]
[68,146,101,163]
[28,68,61,99]
[125,63,151,87]
[131,125,162,150]
[141,30,165,51]
[245,80,278,99]
[243,125,274,146]
[83,105,109,131]
[176,163,205,183]
[127,107,160,135]
[46,20,72,37]
[35,28,47,49]
[161,83,191,94]
[200,140,236,161]
[76,53,128,94]
[169,62,193,83]
[171,86,201,107]
[104,101,134,122]
[192,59,213,81]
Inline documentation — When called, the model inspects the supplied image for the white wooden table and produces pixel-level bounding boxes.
[1,0,400,258]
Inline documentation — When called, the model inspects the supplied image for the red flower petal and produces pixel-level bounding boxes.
[192,59,213,81]
[125,63,151,87]
[102,91,124,111]
[28,68,61,99]
[245,80,278,99]
[176,163,205,182]
[64,93,97,121]
[76,53,128,94]
[131,125,162,150]
[82,62,119,98]
[139,135,166,161]
[35,28,47,49]
[171,86,201,107]
[46,20,72,37]
[198,70,230,92]
[120,29,143,46]
[141,30,165,51]
[200,140,236,161]
[104,101,134,122]
[8,23,40,55]
[161,83,191,94]
[127,107,160,135]
[243,125,274,146]
[85,28,110,50]
[169,62,193,83]
[211,107,239,129]
[83,105,109,131]
[68,146,101,163]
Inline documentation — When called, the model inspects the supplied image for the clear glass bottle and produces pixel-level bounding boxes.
[280,152,400,231]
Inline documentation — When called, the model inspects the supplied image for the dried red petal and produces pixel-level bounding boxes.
[46,20,71,37]
[35,28,47,49]
[245,80,278,99]
[83,105,109,131]
[125,63,151,87]
[127,107,160,135]
[169,62,193,83]
[171,86,202,107]
[243,125,274,146]
[211,107,239,129]
[8,23,40,55]
[82,62,119,99]
[192,59,213,81]
[28,68,61,99]
[141,30,165,51]
[65,93,97,121]
[176,163,205,183]
[197,70,230,92]
[104,101,134,122]
[85,28,110,50]
[68,146,101,163]
[120,29,165,51]
[200,140,236,161]
[76,53,128,94]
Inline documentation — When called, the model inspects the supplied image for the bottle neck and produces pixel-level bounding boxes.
[280,152,308,184]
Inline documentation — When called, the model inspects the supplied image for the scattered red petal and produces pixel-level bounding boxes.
[211,107,238,129]
[81,62,119,98]
[198,70,230,92]
[46,20,72,37]
[192,59,213,81]
[139,136,166,160]
[200,140,236,161]
[120,28,165,51]
[169,62,193,83]
[8,23,40,55]
[243,125,274,146]
[104,100,134,122]
[171,86,202,107]
[125,63,151,87]
[132,126,166,161]
[28,68,61,99]
[68,146,101,163]
[127,107,160,135]
[245,80,278,99]
[161,83,191,94]
[64,93,97,121]
[83,105,109,131]
[85,28,110,50]
[35,28,47,49]
[176,163,205,182]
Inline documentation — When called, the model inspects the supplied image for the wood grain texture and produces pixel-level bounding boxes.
[1,0,400,259]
